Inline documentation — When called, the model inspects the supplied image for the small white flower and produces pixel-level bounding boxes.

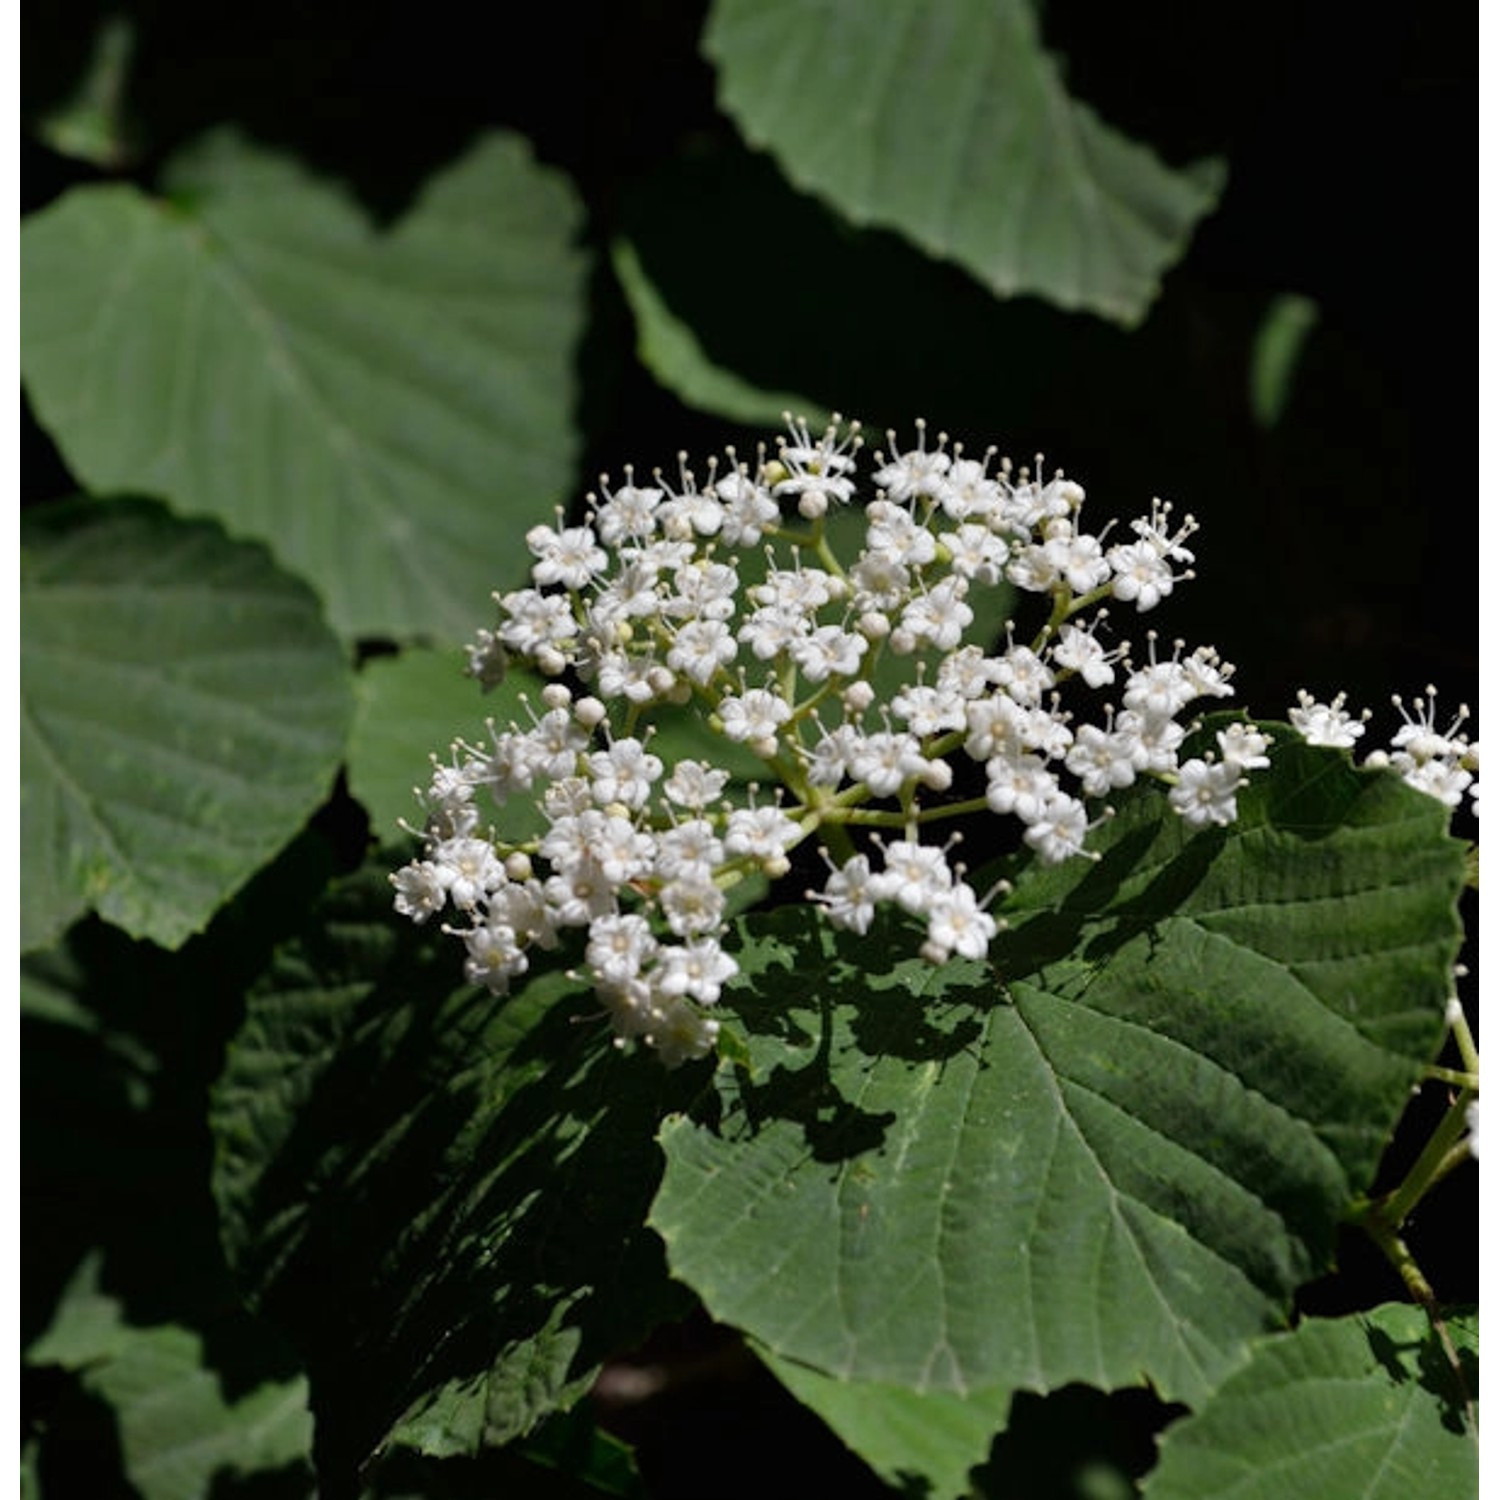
[985,753,1060,823]
[658,874,727,937]
[849,730,929,798]
[663,759,732,809]
[789,624,868,682]
[718,688,793,750]
[724,806,801,863]
[1050,622,1119,688]
[431,837,507,911]
[1023,795,1091,864]
[812,855,880,934]
[527,523,608,589]
[872,839,954,915]
[655,819,726,881]
[873,422,952,503]
[392,860,447,923]
[1289,690,1368,749]
[1066,724,1138,798]
[923,882,997,962]
[592,479,663,545]
[667,618,738,685]
[1169,758,1243,829]
[587,738,664,809]
[644,995,720,1069]
[653,939,739,1005]
[587,913,659,986]
[1216,723,1272,772]
[1107,540,1176,611]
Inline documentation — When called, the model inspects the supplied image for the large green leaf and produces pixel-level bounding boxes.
[20,499,352,952]
[704,0,1225,325]
[210,861,698,1487]
[21,129,586,642]
[651,734,1464,1407]
[1143,1304,1477,1499]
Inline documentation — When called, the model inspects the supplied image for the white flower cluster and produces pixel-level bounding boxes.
[1289,686,1478,812]
[393,416,1265,1065]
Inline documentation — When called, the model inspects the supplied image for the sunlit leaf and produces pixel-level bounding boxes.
[21,498,352,951]
[1143,1304,1477,1500]
[652,732,1464,1406]
[705,0,1225,325]
[21,129,587,642]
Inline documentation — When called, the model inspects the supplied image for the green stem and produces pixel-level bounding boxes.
[1359,1212,1477,1435]
[1423,1063,1480,1089]
[1450,1006,1479,1076]
[1378,1086,1475,1228]
[818,819,857,865]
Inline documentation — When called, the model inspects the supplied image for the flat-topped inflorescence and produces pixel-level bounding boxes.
[393,415,1474,1066]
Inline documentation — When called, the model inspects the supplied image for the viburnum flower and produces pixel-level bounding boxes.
[393,413,1468,1068]
[1289,685,1478,812]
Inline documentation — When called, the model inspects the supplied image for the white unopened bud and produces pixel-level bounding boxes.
[920,759,953,791]
[574,696,608,728]
[859,612,891,640]
[798,491,829,520]
[536,647,567,676]
[504,852,533,881]
[541,683,572,710]
[843,681,876,715]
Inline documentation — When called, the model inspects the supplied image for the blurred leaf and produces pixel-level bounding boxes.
[1249,293,1320,428]
[21,129,587,643]
[211,860,698,1485]
[348,648,551,846]
[611,238,827,428]
[31,13,138,169]
[27,1251,314,1500]
[20,498,352,952]
[1143,1304,1477,1499]
[652,732,1465,1406]
[705,0,1225,325]
[26,1253,133,1371]
[757,1342,1004,1498]
[87,1322,314,1500]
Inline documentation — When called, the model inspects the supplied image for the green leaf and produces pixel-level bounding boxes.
[86,1322,314,1500]
[25,1252,133,1371]
[704,0,1225,325]
[610,238,828,428]
[21,129,587,643]
[1143,1304,1477,1500]
[20,498,353,952]
[27,1253,314,1500]
[651,734,1464,1407]
[756,1343,1004,1498]
[363,1408,645,1500]
[210,860,698,1485]
[31,12,138,169]
[1249,293,1320,429]
[348,648,551,846]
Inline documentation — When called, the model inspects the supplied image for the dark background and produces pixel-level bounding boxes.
[23,4,1476,1496]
